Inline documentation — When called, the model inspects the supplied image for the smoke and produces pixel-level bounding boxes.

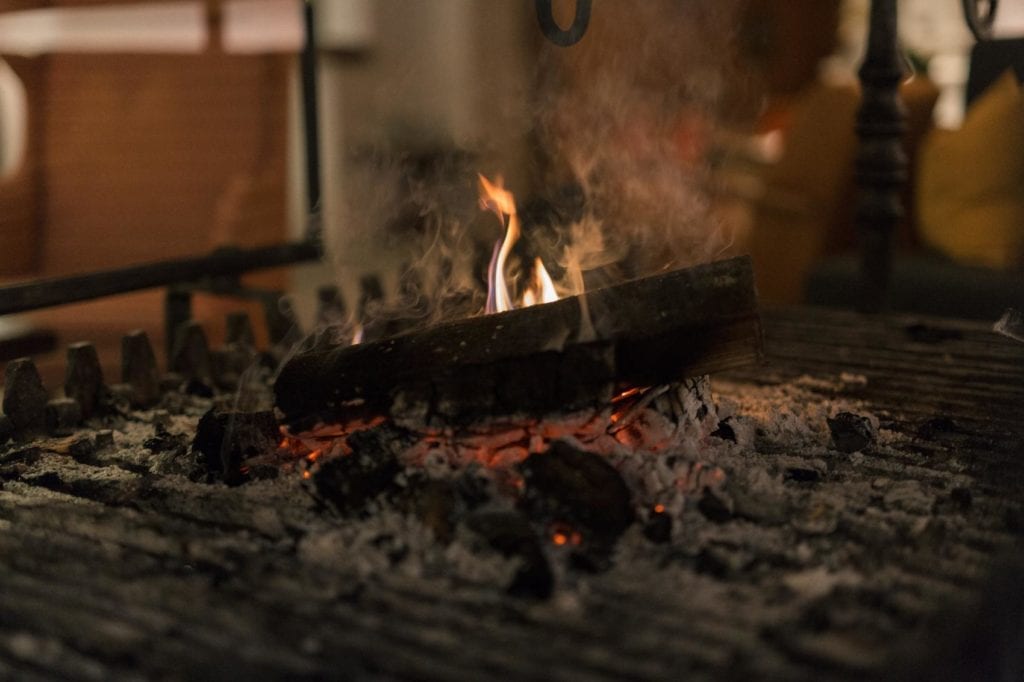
[321,0,750,341]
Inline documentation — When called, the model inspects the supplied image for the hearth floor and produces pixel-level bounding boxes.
[1,307,1022,681]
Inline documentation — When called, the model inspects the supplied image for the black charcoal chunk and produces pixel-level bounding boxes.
[308,448,400,516]
[464,510,553,600]
[192,409,278,484]
[122,330,160,408]
[698,488,734,522]
[3,358,48,435]
[45,398,82,434]
[65,342,105,419]
[827,412,875,453]
[518,441,633,544]
[643,510,673,543]
[711,418,737,442]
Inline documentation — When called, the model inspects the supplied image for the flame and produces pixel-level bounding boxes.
[480,174,520,314]
[479,174,561,314]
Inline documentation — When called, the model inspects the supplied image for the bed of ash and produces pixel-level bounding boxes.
[72,369,917,602]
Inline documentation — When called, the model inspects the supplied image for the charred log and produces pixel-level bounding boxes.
[275,256,761,428]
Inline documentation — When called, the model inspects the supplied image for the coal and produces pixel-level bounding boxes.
[170,321,211,382]
[697,488,734,523]
[643,510,673,543]
[464,510,553,599]
[145,423,188,454]
[517,441,633,544]
[65,342,105,419]
[827,412,876,453]
[191,409,279,484]
[45,398,82,434]
[308,448,401,516]
[3,358,48,435]
[711,418,737,443]
[122,330,160,408]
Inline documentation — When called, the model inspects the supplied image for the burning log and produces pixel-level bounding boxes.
[275,256,761,427]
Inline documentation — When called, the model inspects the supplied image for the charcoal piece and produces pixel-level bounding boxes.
[711,418,737,443]
[65,342,105,419]
[0,415,12,444]
[159,373,185,393]
[827,412,876,453]
[192,409,279,484]
[3,358,48,435]
[950,486,973,509]
[643,510,673,543]
[697,488,734,523]
[225,311,256,347]
[184,379,214,398]
[396,476,458,543]
[45,398,82,434]
[121,330,160,408]
[517,441,633,544]
[308,449,401,516]
[464,510,553,600]
[316,285,347,328]
[145,423,188,454]
[784,467,822,483]
[170,321,211,382]
[94,430,115,451]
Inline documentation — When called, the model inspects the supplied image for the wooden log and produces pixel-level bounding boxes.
[275,256,761,427]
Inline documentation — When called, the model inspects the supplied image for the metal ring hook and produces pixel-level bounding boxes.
[962,0,999,41]
[535,0,592,47]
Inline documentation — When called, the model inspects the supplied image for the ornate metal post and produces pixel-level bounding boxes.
[856,0,907,312]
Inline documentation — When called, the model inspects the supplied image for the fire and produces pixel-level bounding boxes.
[479,174,561,313]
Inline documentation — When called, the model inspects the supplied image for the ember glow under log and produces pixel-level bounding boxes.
[275,256,761,427]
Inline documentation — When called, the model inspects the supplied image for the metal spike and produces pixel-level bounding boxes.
[3,357,48,435]
[122,330,160,408]
[226,311,256,347]
[170,321,211,382]
[65,342,105,419]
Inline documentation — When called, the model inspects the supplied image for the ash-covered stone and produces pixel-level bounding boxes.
[310,450,400,516]
[517,441,633,544]
[3,358,48,436]
[192,409,278,484]
[65,342,105,419]
[827,412,876,453]
[463,510,553,599]
[45,398,82,434]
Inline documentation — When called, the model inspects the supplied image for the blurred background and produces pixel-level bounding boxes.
[0,0,1022,382]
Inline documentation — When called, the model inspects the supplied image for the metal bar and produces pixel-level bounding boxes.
[855,0,907,313]
[0,241,320,317]
[300,1,321,220]
[535,0,591,47]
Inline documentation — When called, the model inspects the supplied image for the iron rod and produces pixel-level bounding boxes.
[0,241,320,317]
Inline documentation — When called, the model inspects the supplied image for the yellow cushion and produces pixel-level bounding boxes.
[917,70,1024,269]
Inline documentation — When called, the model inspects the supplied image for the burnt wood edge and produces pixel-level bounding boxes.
[275,257,761,426]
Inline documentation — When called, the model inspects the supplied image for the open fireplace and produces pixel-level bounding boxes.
[1,1,1022,680]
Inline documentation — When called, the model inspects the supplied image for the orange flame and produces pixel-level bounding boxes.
[479,174,561,314]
